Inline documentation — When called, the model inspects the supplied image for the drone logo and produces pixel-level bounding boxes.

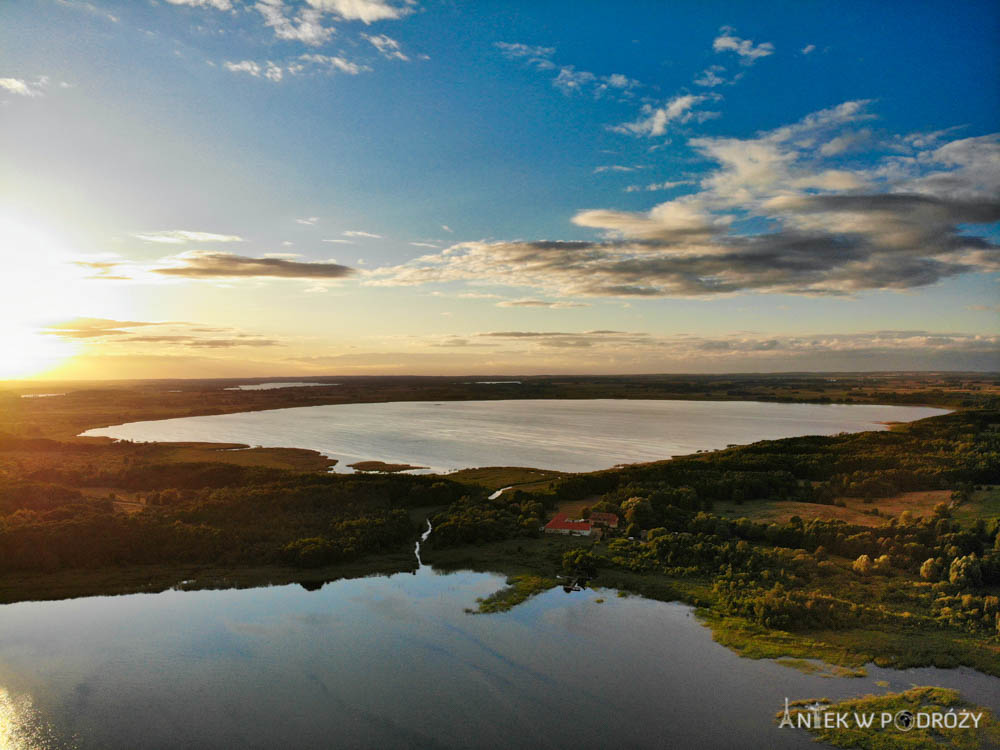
[894,710,915,732]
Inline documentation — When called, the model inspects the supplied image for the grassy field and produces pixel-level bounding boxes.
[712,491,955,527]
[955,486,1000,525]
[446,466,565,492]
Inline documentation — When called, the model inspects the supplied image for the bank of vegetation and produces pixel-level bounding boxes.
[0,379,997,678]
[423,409,1000,674]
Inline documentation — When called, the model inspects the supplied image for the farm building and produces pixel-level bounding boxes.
[588,512,619,528]
[544,514,593,536]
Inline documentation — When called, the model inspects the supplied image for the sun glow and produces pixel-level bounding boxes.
[0,217,101,378]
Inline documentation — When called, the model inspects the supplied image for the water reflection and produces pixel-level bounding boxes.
[0,568,996,750]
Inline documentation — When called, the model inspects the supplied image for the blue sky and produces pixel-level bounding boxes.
[0,0,997,377]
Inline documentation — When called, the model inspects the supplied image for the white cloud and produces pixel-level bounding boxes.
[802,44,816,55]
[133,230,245,244]
[0,76,48,97]
[441,225,453,233]
[299,54,369,75]
[624,180,693,192]
[305,0,413,24]
[712,27,774,64]
[224,60,284,81]
[553,66,596,93]
[613,94,708,137]
[164,0,233,9]
[497,42,639,101]
[296,217,320,225]
[343,230,382,238]
[594,165,638,174]
[495,42,556,66]
[363,33,408,61]
[255,0,335,46]
[693,65,727,87]
[819,129,871,156]
[167,0,233,10]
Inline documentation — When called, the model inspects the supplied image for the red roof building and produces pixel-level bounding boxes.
[588,512,619,528]
[544,514,593,536]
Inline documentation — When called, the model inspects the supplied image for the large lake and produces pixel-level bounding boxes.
[2,564,997,750]
[81,399,949,473]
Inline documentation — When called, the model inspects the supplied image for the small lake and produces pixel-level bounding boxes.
[1,566,997,750]
[224,382,337,391]
[81,399,949,473]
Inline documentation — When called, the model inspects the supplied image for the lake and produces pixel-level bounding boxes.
[1,563,997,750]
[224,382,338,391]
[81,399,949,473]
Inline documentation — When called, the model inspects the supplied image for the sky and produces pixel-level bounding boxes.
[1,0,998,379]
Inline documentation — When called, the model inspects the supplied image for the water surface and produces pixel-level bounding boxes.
[224,382,337,391]
[1,567,995,750]
[82,399,948,474]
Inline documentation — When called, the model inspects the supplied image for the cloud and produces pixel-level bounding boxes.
[693,65,727,87]
[133,230,245,244]
[296,216,320,225]
[55,0,119,23]
[553,66,596,93]
[441,225,453,233]
[819,129,871,156]
[255,0,335,46]
[712,27,774,64]
[466,329,999,364]
[224,60,284,81]
[409,241,440,248]
[343,230,382,238]
[165,0,233,9]
[495,299,590,309]
[122,336,279,348]
[152,251,355,279]
[323,238,354,244]
[497,41,639,100]
[612,94,712,137]
[594,165,638,174]
[43,318,279,349]
[363,33,408,61]
[624,181,693,193]
[0,77,45,97]
[298,54,369,75]
[495,42,556,66]
[72,260,131,280]
[370,103,1000,299]
[305,0,413,23]
[44,318,166,338]
[802,44,816,55]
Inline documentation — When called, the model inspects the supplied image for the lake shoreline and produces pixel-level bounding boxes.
[78,398,950,475]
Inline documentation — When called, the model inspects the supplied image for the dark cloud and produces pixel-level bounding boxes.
[370,111,1000,299]
[153,252,355,279]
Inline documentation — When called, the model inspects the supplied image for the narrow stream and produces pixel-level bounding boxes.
[414,518,432,567]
